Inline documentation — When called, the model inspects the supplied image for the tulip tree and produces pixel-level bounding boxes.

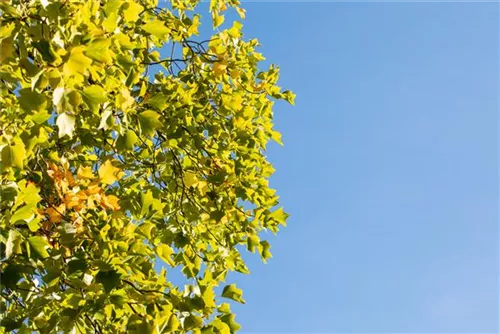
[0,0,294,332]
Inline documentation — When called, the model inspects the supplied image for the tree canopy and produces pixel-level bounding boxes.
[0,0,294,332]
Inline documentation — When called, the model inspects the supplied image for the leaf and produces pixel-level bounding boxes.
[19,88,46,113]
[27,217,40,232]
[282,90,296,105]
[212,12,224,28]
[117,87,135,111]
[52,86,65,111]
[31,110,51,124]
[116,130,138,151]
[11,138,26,169]
[85,39,113,63]
[77,166,94,179]
[183,172,198,188]
[140,190,153,217]
[28,236,50,258]
[184,315,203,330]
[63,46,92,77]
[98,160,124,185]
[95,270,121,293]
[219,314,241,333]
[213,61,227,76]
[103,12,119,33]
[165,314,179,332]
[83,273,93,286]
[33,39,58,63]
[259,240,272,262]
[1,138,26,170]
[142,20,170,39]
[6,229,22,259]
[138,110,163,136]
[123,1,143,22]
[156,244,175,266]
[98,108,113,130]
[246,234,259,253]
[270,130,283,146]
[210,210,225,222]
[0,22,15,40]
[56,113,76,138]
[10,204,35,223]
[269,207,289,226]
[81,85,107,112]
[221,284,245,304]
[137,223,154,239]
[0,38,15,62]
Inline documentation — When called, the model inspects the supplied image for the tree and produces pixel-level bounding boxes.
[0,0,294,332]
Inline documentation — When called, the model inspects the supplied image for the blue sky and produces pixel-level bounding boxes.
[201,2,499,333]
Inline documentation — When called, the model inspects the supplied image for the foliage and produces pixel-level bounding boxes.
[0,0,294,333]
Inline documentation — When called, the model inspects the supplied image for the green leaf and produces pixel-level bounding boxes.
[33,39,57,63]
[19,88,46,113]
[96,270,121,293]
[30,110,51,125]
[246,234,260,253]
[259,240,272,262]
[28,236,50,258]
[81,85,108,112]
[210,210,225,222]
[219,314,241,333]
[1,138,26,170]
[138,110,163,136]
[5,229,23,258]
[11,138,26,169]
[116,130,138,151]
[184,315,203,330]
[221,284,245,304]
[147,93,168,111]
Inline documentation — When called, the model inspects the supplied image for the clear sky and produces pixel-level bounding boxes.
[199,2,498,333]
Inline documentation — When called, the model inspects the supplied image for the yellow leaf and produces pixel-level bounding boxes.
[230,69,240,79]
[157,244,175,266]
[123,1,143,22]
[77,166,95,179]
[63,46,92,77]
[213,61,227,76]
[183,172,198,188]
[103,12,119,33]
[236,7,246,19]
[0,38,15,62]
[117,88,135,112]
[102,194,121,211]
[98,160,124,185]
[45,205,66,223]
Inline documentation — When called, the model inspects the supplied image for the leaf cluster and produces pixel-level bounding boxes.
[0,1,294,333]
